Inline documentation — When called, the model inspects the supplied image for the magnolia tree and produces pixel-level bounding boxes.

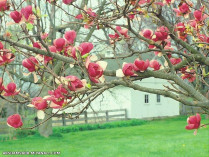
[0,0,209,136]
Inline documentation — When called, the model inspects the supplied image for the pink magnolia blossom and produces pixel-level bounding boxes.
[138,0,150,5]
[75,8,97,28]
[193,7,208,23]
[53,38,66,52]
[22,56,39,72]
[198,34,209,43]
[163,0,174,5]
[153,26,169,42]
[122,63,136,76]
[0,0,8,12]
[86,8,97,17]
[49,46,57,52]
[0,77,4,91]
[128,13,135,20]
[33,42,42,49]
[109,26,129,39]
[174,3,191,17]
[170,58,182,65]
[3,82,20,96]
[75,14,83,19]
[181,73,196,82]
[41,33,48,40]
[0,51,15,66]
[79,42,94,55]
[32,97,48,110]
[7,114,23,128]
[134,59,149,72]
[185,113,201,135]
[48,85,68,109]
[63,0,73,5]
[149,60,161,71]
[10,11,22,23]
[21,5,33,20]
[87,63,104,83]
[64,30,76,44]
[141,29,153,39]
[0,41,3,49]
[65,75,84,91]
[69,46,82,59]
[176,22,186,33]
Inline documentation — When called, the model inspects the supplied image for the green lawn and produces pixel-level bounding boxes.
[0,116,208,157]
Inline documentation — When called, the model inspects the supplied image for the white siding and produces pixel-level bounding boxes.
[130,78,179,118]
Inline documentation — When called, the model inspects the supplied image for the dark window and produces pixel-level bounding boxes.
[145,94,149,103]
[157,94,161,103]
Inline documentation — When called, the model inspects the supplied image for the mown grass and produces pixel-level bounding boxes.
[0,116,208,157]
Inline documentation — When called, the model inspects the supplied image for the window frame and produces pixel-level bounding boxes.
[156,94,161,103]
[144,94,149,104]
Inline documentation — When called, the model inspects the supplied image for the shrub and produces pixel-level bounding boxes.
[53,119,147,134]
[16,129,36,138]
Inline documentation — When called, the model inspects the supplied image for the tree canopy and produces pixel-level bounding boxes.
[0,0,208,136]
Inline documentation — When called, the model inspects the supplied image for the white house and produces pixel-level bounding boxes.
[88,78,179,119]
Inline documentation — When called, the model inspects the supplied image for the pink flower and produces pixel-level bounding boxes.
[109,26,129,39]
[186,113,201,130]
[0,51,15,66]
[181,73,196,82]
[149,60,161,71]
[63,0,73,5]
[33,42,42,49]
[194,7,208,23]
[10,11,22,23]
[163,0,174,5]
[75,14,83,19]
[22,56,39,72]
[174,3,191,17]
[49,46,57,52]
[65,75,84,91]
[3,82,20,96]
[170,58,182,65]
[7,114,23,128]
[48,85,68,109]
[53,38,66,52]
[128,13,135,20]
[0,0,8,12]
[87,63,103,83]
[153,26,169,42]
[64,30,76,44]
[176,22,186,33]
[198,34,209,43]
[0,77,4,91]
[86,8,97,17]
[141,29,153,39]
[69,46,82,59]
[138,0,150,5]
[185,113,201,135]
[79,42,94,55]
[0,41,3,49]
[32,97,48,110]
[179,3,190,14]
[122,63,136,76]
[21,5,33,20]
[134,59,149,72]
[41,33,48,40]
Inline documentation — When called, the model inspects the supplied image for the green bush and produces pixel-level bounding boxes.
[16,129,36,138]
[53,119,147,134]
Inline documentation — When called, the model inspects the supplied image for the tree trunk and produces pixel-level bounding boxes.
[38,108,53,137]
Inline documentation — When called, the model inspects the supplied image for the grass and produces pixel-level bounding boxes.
[0,116,208,157]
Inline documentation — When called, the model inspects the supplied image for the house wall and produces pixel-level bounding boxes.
[88,78,179,119]
[130,78,179,119]
[88,86,132,117]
